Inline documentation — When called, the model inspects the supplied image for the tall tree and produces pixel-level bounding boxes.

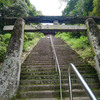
[89,0,100,16]
[83,0,93,16]
[62,0,78,16]
[0,0,42,34]
[2,1,29,17]
[25,0,37,16]
[70,0,84,16]
[62,0,93,16]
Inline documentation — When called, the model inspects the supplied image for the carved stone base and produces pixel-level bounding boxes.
[0,57,21,98]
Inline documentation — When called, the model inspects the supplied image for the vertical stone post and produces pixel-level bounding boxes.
[0,18,25,99]
[85,18,100,81]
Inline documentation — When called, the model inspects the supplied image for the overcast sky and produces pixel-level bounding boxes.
[30,0,66,16]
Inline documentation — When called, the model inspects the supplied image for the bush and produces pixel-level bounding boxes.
[67,36,89,49]
[0,34,11,62]
[0,35,4,41]
[0,32,44,63]
[56,32,89,50]
[25,32,44,41]
[23,32,44,52]
[4,34,11,45]
[25,32,36,41]
[55,32,94,64]
[0,46,6,62]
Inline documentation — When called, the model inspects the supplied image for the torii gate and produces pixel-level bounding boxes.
[0,16,100,99]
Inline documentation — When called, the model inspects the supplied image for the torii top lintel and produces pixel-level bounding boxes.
[3,16,100,25]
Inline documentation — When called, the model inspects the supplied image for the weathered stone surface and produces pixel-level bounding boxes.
[85,18,100,81]
[3,24,87,33]
[6,19,24,58]
[0,18,25,99]
[3,16,100,24]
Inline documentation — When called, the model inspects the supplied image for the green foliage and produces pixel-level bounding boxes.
[36,10,42,16]
[25,33,36,41]
[0,45,6,62]
[89,0,100,16]
[0,0,42,17]
[55,32,89,49]
[0,34,11,62]
[1,1,29,17]
[67,36,89,49]
[3,34,11,45]
[80,47,94,60]
[62,0,78,16]
[57,32,89,48]
[62,0,93,16]
[55,32,94,63]
[0,0,42,33]
[23,32,44,51]
[0,33,44,63]
[71,0,84,16]
[23,33,38,51]
[0,0,13,6]
[25,0,37,16]
[83,0,93,16]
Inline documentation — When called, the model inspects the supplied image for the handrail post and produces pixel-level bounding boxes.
[50,35,63,100]
[69,63,98,100]
[0,18,25,99]
[68,66,73,100]
[50,35,58,72]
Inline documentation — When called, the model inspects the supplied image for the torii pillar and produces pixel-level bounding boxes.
[0,18,25,99]
[85,18,100,81]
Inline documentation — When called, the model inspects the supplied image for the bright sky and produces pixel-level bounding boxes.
[30,0,66,16]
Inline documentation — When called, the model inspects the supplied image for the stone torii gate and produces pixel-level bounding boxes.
[0,16,100,99]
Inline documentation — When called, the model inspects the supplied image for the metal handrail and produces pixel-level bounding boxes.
[68,63,98,100]
[50,35,63,100]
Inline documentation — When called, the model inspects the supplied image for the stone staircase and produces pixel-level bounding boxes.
[17,36,100,100]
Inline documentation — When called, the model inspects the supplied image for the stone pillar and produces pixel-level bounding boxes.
[0,18,25,99]
[85,18,100,81]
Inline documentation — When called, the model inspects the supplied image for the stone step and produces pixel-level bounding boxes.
[17,36,100,100]
[18,89,100,98]
[23,62,55,65]
[21,67,95,72]
[21,65,55,68]
[24,55,53,58]
[20,74,97,80]
[64,97,100,100]
[21,71,57,75]
[23,62,90,66]
[22,64,93,68]
[25,55,53,58]
[21,68,56,72]
[25,59,54,62]
[20,78,98,85]
[21,64,94,68]
[21,66,94,71]
[18,90,85,98]
[24,60,54,63]
[19,84,68,92]
[21,70,97,75]
[19,84,100,92]
[20,75,59,80]
[17,98,58,100]
[16,97,100,100]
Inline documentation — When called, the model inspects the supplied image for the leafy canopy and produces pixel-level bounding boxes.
[62,0,96,16]
[0,0,42,33]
